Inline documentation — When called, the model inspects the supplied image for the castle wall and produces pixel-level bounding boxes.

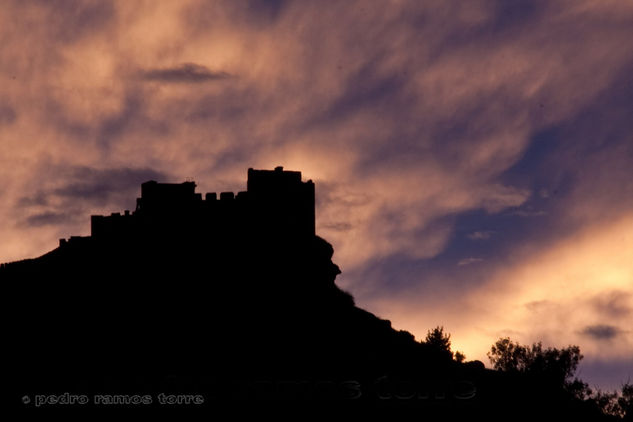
[89,167,316,241]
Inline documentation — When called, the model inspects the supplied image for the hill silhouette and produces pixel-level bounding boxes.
[2,167,614,419]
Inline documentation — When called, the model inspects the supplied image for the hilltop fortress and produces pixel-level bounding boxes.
[4,167,614,419]
[58,166,315,249]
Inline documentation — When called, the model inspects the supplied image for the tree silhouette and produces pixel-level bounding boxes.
[424,326,453,359]
[423,326,466,362]
[593,389,622,418]
[620,383,633,421]
[488,338,633,419]
[487,337,583,388]
[590,382,633,419]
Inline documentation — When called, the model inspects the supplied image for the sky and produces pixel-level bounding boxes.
[1,0,632,391]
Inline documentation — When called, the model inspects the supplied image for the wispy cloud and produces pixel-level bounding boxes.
[580,324,625,341]
[458,257,484,266]
[24,211,76,227]
[468,231,494,240]
[0,104,17,125]
[510,209,548,217]
[141,63,232,83]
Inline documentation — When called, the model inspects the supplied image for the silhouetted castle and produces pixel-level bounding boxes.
[60,166,315,248]
[5,166,617,420]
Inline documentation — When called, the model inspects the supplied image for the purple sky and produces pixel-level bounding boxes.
[1,0,631,391]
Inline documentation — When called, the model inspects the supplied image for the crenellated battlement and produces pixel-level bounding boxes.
[85,166,315,244]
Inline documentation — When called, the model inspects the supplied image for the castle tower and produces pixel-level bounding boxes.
[247,166,315,239]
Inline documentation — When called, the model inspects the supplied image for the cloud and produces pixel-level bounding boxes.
[509,209,548,217]
[51,166,168,203]
[24,211,76,227]
[478,214,633,356]
[141,63,232,83]
[458,257,484,266]
[590,291,632,319]
[0,104,16,125]
[580,324,625,341]
[18,166,168,209]
[468,231,494,240]
[322,222,353,232]
[524,300,552,312]
[5,0,116,44]
[365,214,633,387]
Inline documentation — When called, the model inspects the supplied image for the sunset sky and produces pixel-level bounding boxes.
[1,0,631,390]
